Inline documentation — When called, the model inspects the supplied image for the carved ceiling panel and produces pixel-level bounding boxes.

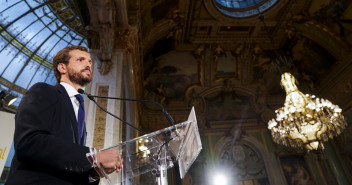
[141,0,179,37]
[77,0,352,131]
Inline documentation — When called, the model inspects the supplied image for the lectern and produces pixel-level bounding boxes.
[86,107,202,185]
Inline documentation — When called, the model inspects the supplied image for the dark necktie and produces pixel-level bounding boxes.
[75,94,85,144]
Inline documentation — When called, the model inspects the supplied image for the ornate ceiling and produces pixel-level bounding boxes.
[139,0,352,132]
[80,0,352,137]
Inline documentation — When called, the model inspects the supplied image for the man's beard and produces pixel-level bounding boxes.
[68,68,92,87]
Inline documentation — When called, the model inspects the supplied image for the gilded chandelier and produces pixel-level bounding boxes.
[268,73,347,151]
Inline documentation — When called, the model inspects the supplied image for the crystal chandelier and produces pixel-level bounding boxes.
[268,73,347,151]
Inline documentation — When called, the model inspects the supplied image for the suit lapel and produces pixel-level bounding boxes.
[55,84,79,144]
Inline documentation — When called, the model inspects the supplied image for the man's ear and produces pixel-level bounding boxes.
[57,63,67,74]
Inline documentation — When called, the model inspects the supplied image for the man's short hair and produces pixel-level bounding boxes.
[52,45,88,83]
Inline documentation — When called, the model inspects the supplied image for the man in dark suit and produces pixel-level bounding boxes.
[6,45,122,185]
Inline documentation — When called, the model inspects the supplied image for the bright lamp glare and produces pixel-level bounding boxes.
[214,174,228,185]
[8,97,17,106]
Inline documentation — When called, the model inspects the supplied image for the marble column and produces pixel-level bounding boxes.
[84,51,124,150]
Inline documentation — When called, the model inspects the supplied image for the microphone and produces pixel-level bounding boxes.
[78,89,176,133]
[78,89,147,134]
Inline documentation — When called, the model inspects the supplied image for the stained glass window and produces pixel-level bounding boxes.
[0,0,87,107]
[214,0,278,17]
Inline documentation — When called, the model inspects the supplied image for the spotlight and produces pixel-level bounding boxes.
[8,97,17,106]
[213,174,228,185]
[0,90,18,107]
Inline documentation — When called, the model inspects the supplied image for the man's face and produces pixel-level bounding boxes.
[66,49,92,86]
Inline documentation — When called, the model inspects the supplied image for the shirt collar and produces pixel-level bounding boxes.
[60,82,79,97]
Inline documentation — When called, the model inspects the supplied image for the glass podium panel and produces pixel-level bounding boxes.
[87,107,202,185]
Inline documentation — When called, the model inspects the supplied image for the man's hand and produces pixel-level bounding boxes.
[95,149,123,174]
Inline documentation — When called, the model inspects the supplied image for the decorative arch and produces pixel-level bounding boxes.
[186,82,274,126]
[292,22,349,61]
[214,132,275,184]
[142,19,179,56]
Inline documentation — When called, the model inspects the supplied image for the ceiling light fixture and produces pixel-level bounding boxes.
[268,72,347,151]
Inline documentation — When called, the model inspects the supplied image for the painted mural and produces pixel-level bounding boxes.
[251,37,335,95]
[144,51,198,102]
[216,51,237,77]
[205,91,257,121]
[280,155,316,185]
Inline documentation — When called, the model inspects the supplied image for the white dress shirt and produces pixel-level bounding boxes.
[60,82,80,121]
[60,82,98,181]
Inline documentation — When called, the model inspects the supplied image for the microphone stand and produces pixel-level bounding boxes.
[86,94,181,140]
[89,95,175,127]
[79,89,147,134]
[78,88,176,128]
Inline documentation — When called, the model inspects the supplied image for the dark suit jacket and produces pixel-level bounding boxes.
[6,83,98,185]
